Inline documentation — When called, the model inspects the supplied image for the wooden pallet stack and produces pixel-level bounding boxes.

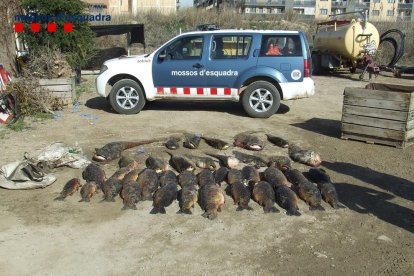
[38,77,75,106]
[341,83,414,148]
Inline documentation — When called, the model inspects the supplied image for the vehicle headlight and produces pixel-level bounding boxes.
[99,65,108,74]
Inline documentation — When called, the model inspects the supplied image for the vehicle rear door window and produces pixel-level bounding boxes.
[260,35,303,57]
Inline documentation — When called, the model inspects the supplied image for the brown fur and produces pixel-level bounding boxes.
[150,183,178,214]
[230,181,253,211]
[54,178,82,201]
[122,169,140,184]
[274,185,301,216]
[93,139,165,162]
[79,181,98,202]
[263,166,290,188]
[82,164,106,190]
[197,169,215,188]
[199,184,225,220]
[227,169,243,185]
[110,160,139,181]
[178,184,198,215]
[241,166,260,185]
[252,181,279,213]
[137,169,160,201]
[102,177,123,202]
[121,181,141,210]
[285,168,324,211]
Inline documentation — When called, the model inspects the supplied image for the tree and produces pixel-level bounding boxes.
[19,0,96,68]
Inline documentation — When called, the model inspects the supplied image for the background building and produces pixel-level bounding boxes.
[195,0,414,21]
[83,0,177,14]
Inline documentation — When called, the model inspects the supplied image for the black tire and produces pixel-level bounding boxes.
[311,53,322,75]
[241,81,281,118]
[109,79,146,114]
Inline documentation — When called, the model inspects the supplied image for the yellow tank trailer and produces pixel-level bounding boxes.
[312,18,380,76]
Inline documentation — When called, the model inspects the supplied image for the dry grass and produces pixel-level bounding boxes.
[8,47,72,115]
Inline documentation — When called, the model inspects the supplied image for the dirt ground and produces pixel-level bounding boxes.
[0,71,413,275]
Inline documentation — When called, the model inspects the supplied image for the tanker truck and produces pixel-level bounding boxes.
[311,13,380,79]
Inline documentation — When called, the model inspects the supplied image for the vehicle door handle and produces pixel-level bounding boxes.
[193,63,204,69]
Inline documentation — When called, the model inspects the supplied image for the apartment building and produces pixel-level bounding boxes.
[196,0,414,21]
[83,0,177,14]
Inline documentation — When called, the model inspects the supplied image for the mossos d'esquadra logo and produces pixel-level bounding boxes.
[291,69,301,80]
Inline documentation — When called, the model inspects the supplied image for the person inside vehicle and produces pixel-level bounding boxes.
[212,37,225,59]
[282,38,295,55]
[266,39,281,56]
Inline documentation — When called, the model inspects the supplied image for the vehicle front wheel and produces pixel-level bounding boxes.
[241,81,281,118]
[109,79,146,114]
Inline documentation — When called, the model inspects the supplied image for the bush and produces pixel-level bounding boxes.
[20,0,96,68]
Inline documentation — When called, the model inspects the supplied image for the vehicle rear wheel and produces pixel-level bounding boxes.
[109,79,146,114]
[242,81,280,118]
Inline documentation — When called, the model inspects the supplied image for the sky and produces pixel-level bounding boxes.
[179,0,194,8]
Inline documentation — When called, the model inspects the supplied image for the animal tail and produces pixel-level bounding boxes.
[101,196,116,202]
[150,206,166,214]
[177,209,192,215]
[236,205,253,211]
[122,203,137,210]
[309,204,325,211]
[333,201,347,209]
[286,208,301,216]
[202,210,217,220]
[264,201,279,213]
[54,195,65,201]
[126,138,167,149]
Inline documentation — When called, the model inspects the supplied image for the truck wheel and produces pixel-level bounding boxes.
[242,81,280,118]
[109,79,146,114]
[312,53,322,74]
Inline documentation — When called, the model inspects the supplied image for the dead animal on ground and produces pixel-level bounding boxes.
[54,178,82,201]
[145,155,168,173]
[137,169,160,201]
[185,154,217,171]
[121,181,142,210]
[79,181,98,202]
[307,168,346,209]
[165,136,181,150]
[227,180,253,211]
[274,185,301,216]
[201,136,230,150]
[93,139,164,162]
[266,134,289,148]
[252,181,279,213]
[288,144,322,167]
[205,153,239,169]
[82,163,106,190]
[150,182,178,214]
[213,166,229,185]
[284,168,324,211]
[183,133,202,149]
[232,150,268,167]
[166,152,195,173]
[234,131,264,151]
[198,182,225,220]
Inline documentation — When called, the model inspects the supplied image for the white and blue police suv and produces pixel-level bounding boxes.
[96,29,315,118]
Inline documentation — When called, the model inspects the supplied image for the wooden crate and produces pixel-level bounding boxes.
[341,83,414,148]
[38,77,75,105]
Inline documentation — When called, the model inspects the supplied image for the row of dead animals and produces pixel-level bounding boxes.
[55,161,345,219]
[92,132,322,168]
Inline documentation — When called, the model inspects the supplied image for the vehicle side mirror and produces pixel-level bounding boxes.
[159,50,166,60]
